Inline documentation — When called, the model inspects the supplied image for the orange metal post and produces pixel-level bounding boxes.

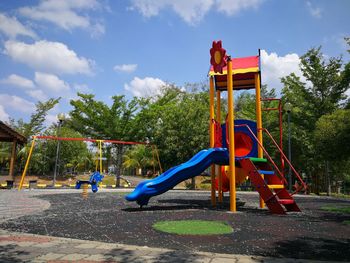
[227,57,236,212]
[209,76,216,206]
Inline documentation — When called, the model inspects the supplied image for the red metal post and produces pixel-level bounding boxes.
[261,98,284,177]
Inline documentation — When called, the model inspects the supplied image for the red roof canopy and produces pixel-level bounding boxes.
[209,55,260,91]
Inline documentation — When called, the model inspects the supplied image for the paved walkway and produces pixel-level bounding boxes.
[0,189,343,262]
[0,229,339,263]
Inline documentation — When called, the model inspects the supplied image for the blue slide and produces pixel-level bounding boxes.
[125,148,229,207]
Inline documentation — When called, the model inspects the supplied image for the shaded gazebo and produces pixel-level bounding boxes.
[0,121,27,179]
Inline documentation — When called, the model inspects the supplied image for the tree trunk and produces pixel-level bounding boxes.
[326,161,331,196]
[191,177,195,190]
[115,144,124,187]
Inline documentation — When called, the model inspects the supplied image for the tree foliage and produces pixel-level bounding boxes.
[134,84,210,170]
[315,109,350,161]
[281,46,350,191]
[69,93,140,184]
[123,144,155,175]
[9,98,60,138]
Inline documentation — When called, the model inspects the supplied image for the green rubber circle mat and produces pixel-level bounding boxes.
[153,220,233,235]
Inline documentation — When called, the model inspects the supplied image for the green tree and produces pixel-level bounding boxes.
[44,126,93,176]
[69,93,140,185]
[123,144,155,176]
[8,98,60,175]
[134,84,210,170]
[314,109,350,193]
[9,98,60,138]
[281,46,350,192]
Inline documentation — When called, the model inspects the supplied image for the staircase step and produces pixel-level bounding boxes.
[278,199,295,205]
[250,157,267,163]
[257,170,274,175]
[268,184,284,189]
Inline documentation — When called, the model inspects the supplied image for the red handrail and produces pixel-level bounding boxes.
[231,124,288,185]
[261,98,284,177]
[35,135,148,145]
[259,128,307,193]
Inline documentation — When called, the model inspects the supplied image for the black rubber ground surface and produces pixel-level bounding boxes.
[1,191,349,261]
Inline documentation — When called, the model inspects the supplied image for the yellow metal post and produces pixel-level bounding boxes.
[255,73,263,157]
[255,73,265,208]
[227,57,236,212]
[19,137,36,190]
[153,145,163,174]
[216,90,223,203]
[209,76,216,206]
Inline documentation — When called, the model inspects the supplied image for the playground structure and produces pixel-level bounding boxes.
[126,41,307,214]
[76,171,104,197]
[18,136,162,190]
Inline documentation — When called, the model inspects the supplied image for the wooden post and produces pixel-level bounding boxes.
[9,139,17,180]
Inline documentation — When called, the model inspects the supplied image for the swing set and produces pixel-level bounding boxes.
[18,135,162,190]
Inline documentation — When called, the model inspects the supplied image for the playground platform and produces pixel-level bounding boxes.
[0,189,349,262]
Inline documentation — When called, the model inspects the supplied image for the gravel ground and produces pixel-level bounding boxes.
[0,190,349,261]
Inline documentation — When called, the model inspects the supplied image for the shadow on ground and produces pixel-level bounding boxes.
[0,244,30,262]
[271,237,350,261]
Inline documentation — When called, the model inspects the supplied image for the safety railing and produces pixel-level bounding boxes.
[226,123,307,194]
[231,124,288,185]
[259,128,307,194]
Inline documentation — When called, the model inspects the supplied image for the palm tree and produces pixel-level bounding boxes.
[122,145,155,176]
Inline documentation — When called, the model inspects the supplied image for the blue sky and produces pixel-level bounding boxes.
[0,0,349,125]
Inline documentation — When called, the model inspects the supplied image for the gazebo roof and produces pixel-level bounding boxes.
[0,121,27,144]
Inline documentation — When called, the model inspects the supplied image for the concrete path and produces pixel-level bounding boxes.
[0,229,338,263]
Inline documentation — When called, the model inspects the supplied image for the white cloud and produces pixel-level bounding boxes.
[216,0,263,16]
[0,13,37,39]
[124,77,166,97]
[26,89,48,101]
[130,0,263,25]
[18,0,104,35]
[0,94,35,113]
[34,72,70,92]
[0,74,35,89]
[0,105,10,122]
[169,0,214,25]
[130,0,213,25]
[73,83,93,93]
[260,50,304,92]
[114,64,138,73]
[306,1,322,18]
[90,22,105,38]
[4,40,93,75]
[45,113,60,126]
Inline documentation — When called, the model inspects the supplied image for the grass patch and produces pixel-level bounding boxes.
[321,206,350,214]
[100,176,116,185]
[344,220,350,225]
[153,220,233,235]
